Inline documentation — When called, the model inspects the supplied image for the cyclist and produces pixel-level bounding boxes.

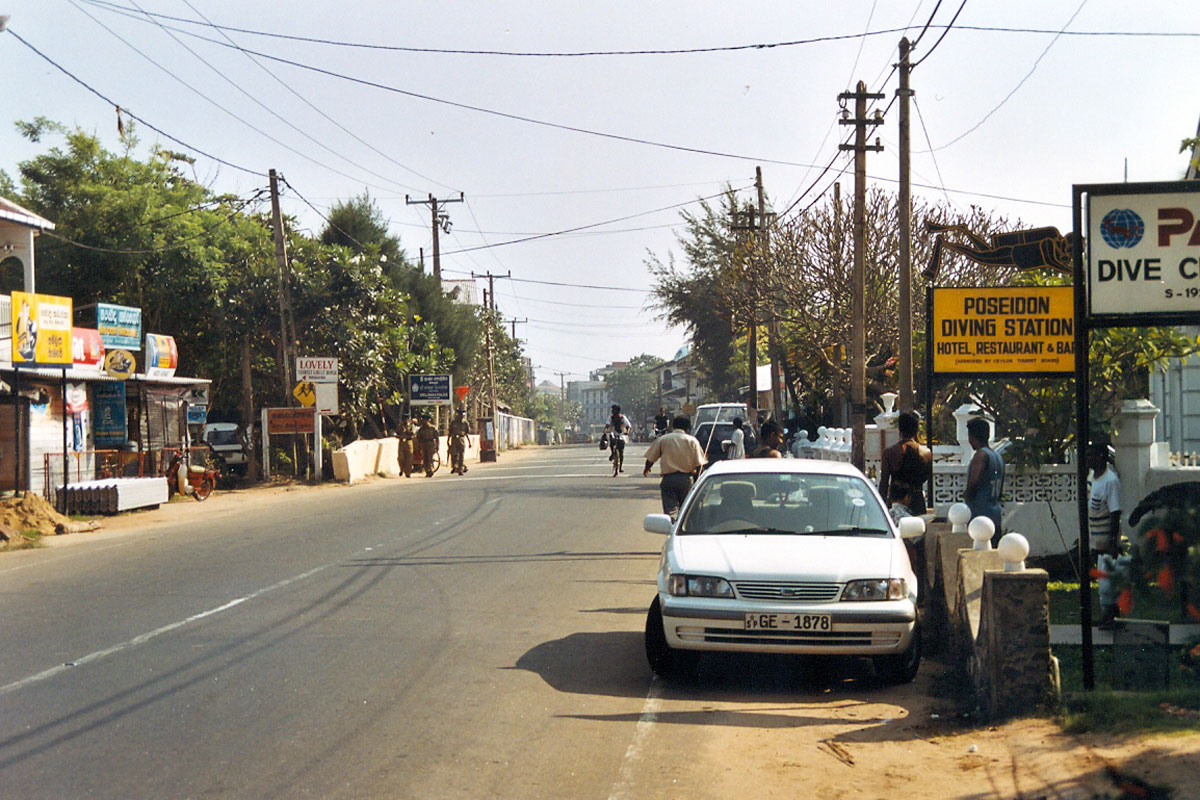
[608,404,633,475]
[653,406,670,438]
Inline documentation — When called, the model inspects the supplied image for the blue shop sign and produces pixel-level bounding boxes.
[409,374,452,406]
[96,303,143,349]
[93,382,128,447]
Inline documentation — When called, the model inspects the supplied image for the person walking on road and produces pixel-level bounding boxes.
[415,415,439,478]
[726,417,746,460]
[964,416,1005,546]
[397,415,414,478]
[448,409,471,475]
[879,411,932,516]
[643,415,707,519]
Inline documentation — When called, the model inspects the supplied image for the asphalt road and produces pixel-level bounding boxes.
[0,444,674,798]
[0,443,935,800]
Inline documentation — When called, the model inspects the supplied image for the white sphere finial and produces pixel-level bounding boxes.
[998,533,1029,571]
[948,503,972,533]
[968,516,995,550]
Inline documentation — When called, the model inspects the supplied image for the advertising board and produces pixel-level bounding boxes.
[409,374,453,406]
[1086,182,1200,320]
[296,356,339,414]
[11,291,73,367]
[267,407,316,435]
[931,286,1075,375]
[95,303,142,349]
[92,382,127,446]
[144,334,178,378]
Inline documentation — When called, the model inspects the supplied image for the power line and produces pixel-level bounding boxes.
[922,0,1090,151]
[911,0,970,68]
[5,29,266,177]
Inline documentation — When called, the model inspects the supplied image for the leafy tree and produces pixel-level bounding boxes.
[319,190,406,270]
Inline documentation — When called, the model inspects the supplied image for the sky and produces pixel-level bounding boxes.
[2,1,1198,389]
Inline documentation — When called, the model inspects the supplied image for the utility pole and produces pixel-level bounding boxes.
[406,192,464,279]
[268,169,296,397]
[839,81,884,472]
[897,38,915,413]
[472,271,510,313]
[505,317,528,341]
[755,166,784,423]
[732,167,776,429]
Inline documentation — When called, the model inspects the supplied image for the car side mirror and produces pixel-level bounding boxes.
[898,516,926,540]
[644,514,673,535]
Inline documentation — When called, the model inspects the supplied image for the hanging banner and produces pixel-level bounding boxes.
[93,382,128,447]
[72,327,105,369]
[144,333,178,378]
[931,286,1075,375]
[95,303,142,349]
[11,291,73,366]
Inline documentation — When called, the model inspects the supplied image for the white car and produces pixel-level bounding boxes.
[643,458,924,683]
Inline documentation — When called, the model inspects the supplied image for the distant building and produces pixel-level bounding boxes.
[655,345,702,416]
[569,380,607,429]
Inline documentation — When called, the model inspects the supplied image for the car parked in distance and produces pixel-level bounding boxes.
[643,458,924,684]
[201,422,248,475]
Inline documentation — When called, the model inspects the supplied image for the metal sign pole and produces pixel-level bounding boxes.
[1072,184,1094,690]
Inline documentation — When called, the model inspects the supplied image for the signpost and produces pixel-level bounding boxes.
[409,374,453,406]
[1072,180,1200,689]
[930,286,1075,375]
[261,406,321,479]
[296,356,338,415]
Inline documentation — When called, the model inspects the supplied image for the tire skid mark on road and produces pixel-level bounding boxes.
[606,679,662,800]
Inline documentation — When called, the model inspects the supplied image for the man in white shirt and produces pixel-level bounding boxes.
[643,416,708,518]
[1088,443,1123,629]
[726,417,746,460]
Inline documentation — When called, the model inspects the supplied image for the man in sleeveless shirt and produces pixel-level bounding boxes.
[964,417,1005,547]
[879,411,932,515]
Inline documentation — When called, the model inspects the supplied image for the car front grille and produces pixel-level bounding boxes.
[699,628,899,647]
[733,581,841,602]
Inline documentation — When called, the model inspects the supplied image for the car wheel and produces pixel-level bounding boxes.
[644,596,696,681]
[874,622,921,684]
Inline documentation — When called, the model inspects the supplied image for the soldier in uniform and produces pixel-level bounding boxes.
[396,415,414,478]
[415,415,439,478]
[448,408,472,475]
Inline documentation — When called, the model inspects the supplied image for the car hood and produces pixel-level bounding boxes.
[670,533,902,582]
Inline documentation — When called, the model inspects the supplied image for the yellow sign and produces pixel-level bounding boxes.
[293,381,316,407]
[103,349,136,380]
[11,291,73,366]
[931,286,1075,375]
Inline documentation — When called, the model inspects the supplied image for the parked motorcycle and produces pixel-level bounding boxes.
[165,449,218,501]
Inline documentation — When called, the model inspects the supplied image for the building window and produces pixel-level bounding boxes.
[662,370,673,391]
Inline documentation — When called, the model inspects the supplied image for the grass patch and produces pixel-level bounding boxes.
[1054,644,1200,692]
[1060,688,1200,734]
[1,529,44,552]
[1049,580,1184,624]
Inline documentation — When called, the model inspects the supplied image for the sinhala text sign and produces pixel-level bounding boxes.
[1086,182,1200,322]
[12,291,73,366]
[409,374,453,406]
[931,286,1075,375]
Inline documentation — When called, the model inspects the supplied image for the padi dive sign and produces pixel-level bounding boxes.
[1086,182,1200,319]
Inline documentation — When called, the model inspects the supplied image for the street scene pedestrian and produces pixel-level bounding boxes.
[879,411,932,516]
[396,415,414,478]
[415,415,439,478]
[448,408,471,475]
[643,415,707,518]
[725,417,746,460]
[1087,442,1124,629]
[752,420,784,458]
[608,404,632,474]
[963,416,1005,546]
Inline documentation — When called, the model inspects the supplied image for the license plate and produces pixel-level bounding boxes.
[744,613,831,632]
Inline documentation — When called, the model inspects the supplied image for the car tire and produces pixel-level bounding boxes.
[874,621,921,684]
[644,596,697,681]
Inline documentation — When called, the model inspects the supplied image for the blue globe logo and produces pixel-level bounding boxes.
[1099,208,1144,249]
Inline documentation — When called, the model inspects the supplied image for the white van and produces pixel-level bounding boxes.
[201,422,247,473]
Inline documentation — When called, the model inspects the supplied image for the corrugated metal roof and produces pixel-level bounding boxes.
[0,197,55,231]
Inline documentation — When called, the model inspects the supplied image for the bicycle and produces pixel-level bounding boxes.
[611,437,624,476]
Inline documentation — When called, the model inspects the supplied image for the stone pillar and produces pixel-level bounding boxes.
[978,569,1051,719]
[1112,399,1159,525]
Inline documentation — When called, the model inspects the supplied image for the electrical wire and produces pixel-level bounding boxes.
[5,29,266,177]
[911,0,970,68]
[922,0,1090,151]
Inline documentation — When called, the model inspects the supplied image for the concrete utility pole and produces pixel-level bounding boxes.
[268,169,296,397]
[839,82,884,471]
[405,192,464,279]
[505,317,528,341]
[897,38,915,413]
[732,167,776,428]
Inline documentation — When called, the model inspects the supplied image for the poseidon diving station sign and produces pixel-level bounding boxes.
[931,286,1075,375]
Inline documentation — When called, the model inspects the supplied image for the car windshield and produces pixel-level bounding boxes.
[678,472,892,536]
[206,429,241,447]
[694,406,745,426]
[694,423,734,453]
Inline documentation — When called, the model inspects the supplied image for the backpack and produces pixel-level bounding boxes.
[599,432,609,451]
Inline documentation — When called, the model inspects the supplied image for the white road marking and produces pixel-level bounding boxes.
[0,563,330,697]
[607,679,662,800]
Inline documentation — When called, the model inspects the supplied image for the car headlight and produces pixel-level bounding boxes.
[668,574,735,598]
[841,578,907,601]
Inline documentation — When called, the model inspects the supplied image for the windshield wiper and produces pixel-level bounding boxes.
[801,527,891,537]
[684,527,806,536]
